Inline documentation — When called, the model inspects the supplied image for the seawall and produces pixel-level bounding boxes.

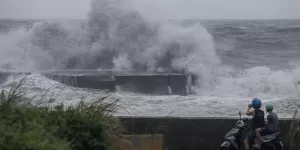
[118,117,295,150]
[0,70,197,95]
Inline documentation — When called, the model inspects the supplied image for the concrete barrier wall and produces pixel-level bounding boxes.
[119,117,295,150]
[43,74,117,90]
[0,71,198,95]
[168,75,188,95]
[115,75,170,95]
[41,71,192,95]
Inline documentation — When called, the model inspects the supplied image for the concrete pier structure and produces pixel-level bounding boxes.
[114,72,189,95]
[0,70,197,95]
[42,70,116,91]
[39,70,196,95]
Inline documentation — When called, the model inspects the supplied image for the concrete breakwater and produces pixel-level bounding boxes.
[0,70,197,95]
[119,117,295,150]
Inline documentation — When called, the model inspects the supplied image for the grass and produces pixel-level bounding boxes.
[0,78,124,150]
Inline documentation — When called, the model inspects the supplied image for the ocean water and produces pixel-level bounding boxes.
[1,0,300,118]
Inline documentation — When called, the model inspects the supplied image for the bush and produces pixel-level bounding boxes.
[43,99,122,150]
[0,79,123,150]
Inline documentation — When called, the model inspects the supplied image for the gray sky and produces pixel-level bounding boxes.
[0,0,90,19]
[0,0,299,19]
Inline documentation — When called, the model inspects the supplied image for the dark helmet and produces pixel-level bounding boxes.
[252,98,261,109]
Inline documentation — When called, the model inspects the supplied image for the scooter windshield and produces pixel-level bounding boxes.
[235,120,245,128]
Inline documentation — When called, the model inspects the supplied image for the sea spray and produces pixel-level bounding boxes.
[0,0,221,94]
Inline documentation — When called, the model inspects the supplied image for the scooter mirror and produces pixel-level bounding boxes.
[239,111,241,119]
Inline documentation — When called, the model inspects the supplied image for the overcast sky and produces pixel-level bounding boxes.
[0,0,299,19]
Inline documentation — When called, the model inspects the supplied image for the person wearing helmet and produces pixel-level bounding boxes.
[253,103,278,149]
[244,98,265,150]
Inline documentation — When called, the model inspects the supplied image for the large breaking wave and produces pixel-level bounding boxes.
[1,0,300,99]
[0,0,219,73]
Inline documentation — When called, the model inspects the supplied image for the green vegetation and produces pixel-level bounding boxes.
[0,79,123,150]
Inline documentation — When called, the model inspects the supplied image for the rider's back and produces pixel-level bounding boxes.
[252,109,265,130]
[266,112,278,133]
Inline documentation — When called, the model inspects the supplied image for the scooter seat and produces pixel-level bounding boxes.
[261,132,281,143]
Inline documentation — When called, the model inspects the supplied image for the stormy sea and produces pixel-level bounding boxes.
[0,0,300,118]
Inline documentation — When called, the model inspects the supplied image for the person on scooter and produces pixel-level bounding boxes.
[244,98,265,150]
[253,103,278,149]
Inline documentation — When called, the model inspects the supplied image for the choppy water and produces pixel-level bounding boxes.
[1,0,300,118]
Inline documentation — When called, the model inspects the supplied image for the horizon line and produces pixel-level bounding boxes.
[1,17,300,21]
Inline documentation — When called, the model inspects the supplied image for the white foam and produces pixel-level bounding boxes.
[0,74,299,118]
